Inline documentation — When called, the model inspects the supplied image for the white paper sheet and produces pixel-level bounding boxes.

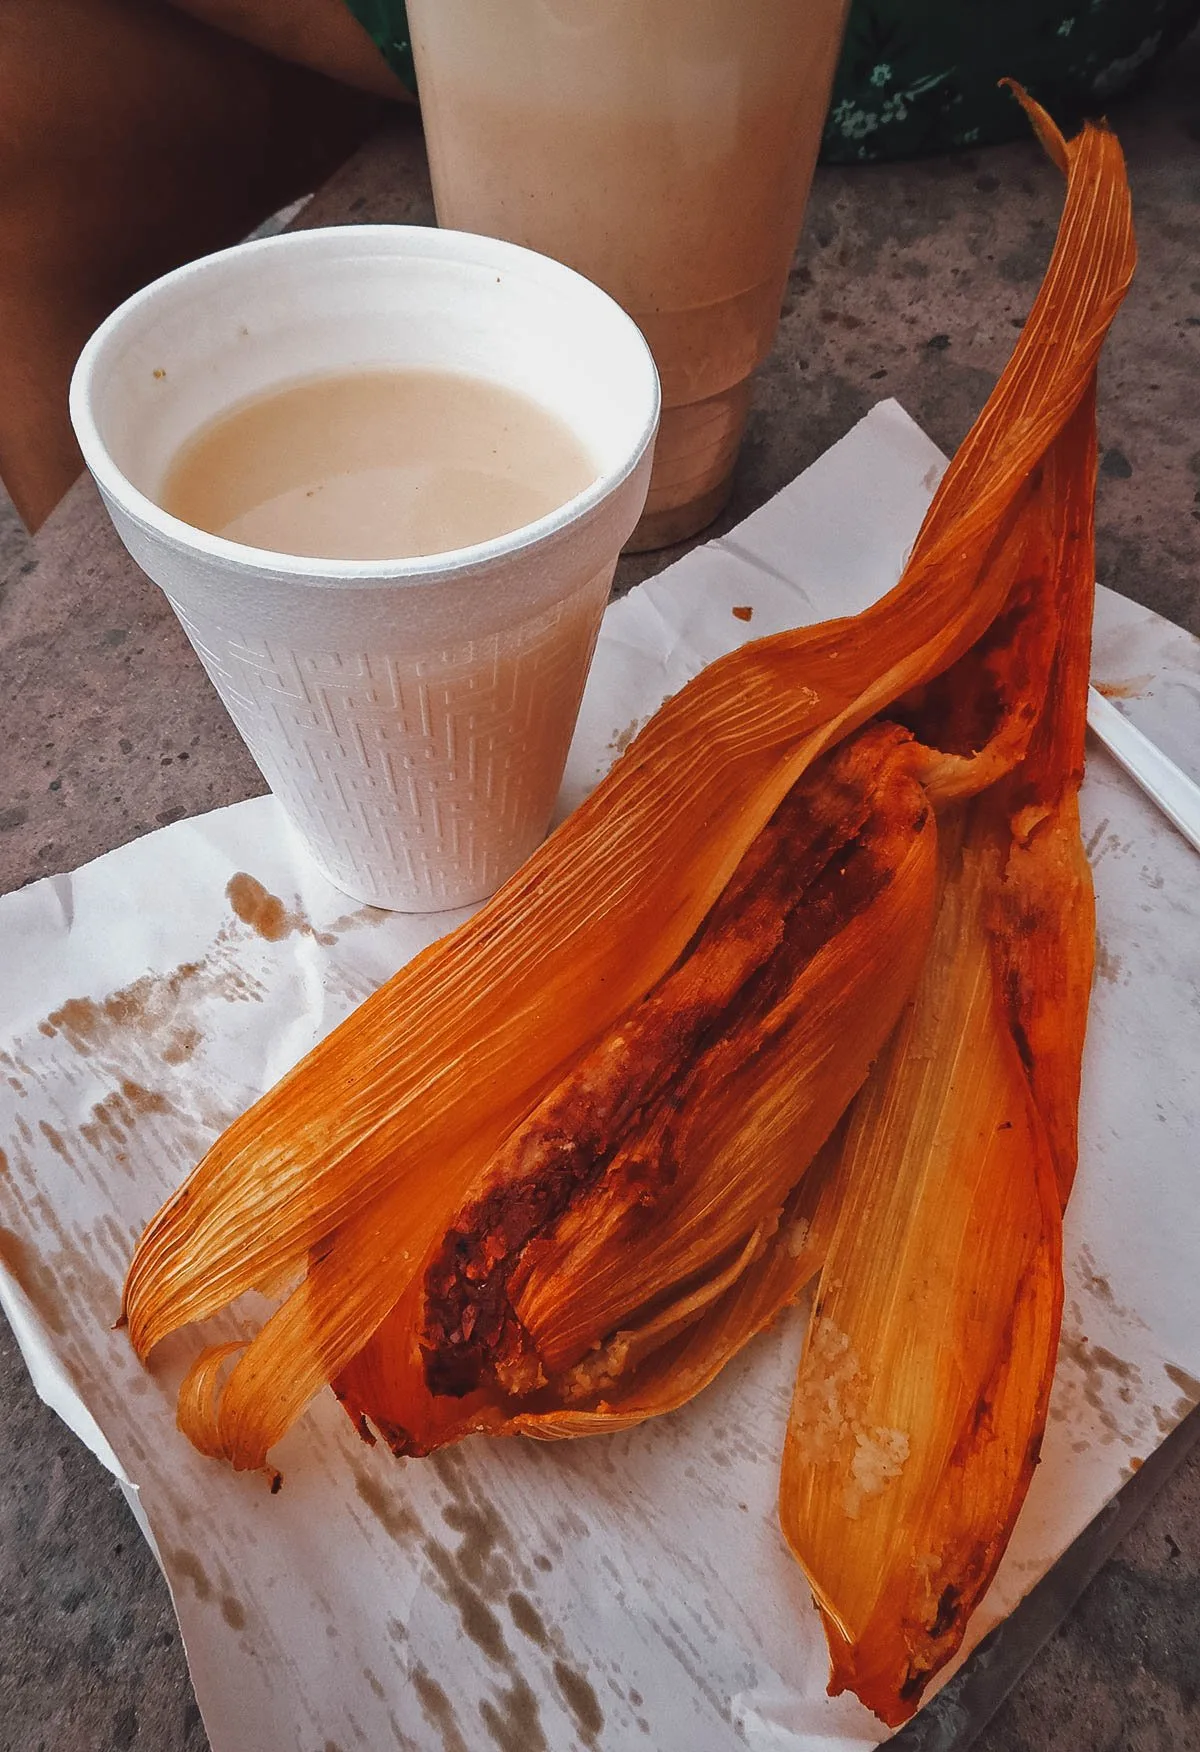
[2,400,1198,1752]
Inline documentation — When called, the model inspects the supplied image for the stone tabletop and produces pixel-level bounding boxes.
[2,37,1198,1752]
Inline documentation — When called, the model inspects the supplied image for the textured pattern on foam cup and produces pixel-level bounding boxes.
[165,570,612,911]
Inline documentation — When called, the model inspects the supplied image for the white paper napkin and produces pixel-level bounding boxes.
[2,401,1198,1752]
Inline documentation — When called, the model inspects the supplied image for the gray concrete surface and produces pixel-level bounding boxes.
[1,34,1198,1752]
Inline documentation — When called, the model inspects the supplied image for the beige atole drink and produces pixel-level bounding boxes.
[160,368,598,560]
[407,0,849,548]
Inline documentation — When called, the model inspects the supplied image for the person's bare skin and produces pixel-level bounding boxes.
[168,0,413,99]
[0,0,409,531]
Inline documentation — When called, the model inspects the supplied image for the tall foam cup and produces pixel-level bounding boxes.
[407,0,849,549]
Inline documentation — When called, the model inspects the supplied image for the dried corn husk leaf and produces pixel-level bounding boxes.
[778,359,1106,1722]
[123,85,1133,1536]
[779,811,1063,1725]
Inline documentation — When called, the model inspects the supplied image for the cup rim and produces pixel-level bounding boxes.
[68,224,661,585]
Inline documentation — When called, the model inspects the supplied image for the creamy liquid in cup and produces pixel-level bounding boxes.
[160,367,599,560]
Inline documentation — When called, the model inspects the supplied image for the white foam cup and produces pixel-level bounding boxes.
[70,226,660,911]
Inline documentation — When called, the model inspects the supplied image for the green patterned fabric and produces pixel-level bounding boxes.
[344,1,1199,161]
[342,0,417,94]
[823,0,1200,161]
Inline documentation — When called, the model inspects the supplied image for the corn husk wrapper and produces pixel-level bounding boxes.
[337,724,939,1453]
[775,369,1105,1722]
[122,92,1134,1727]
